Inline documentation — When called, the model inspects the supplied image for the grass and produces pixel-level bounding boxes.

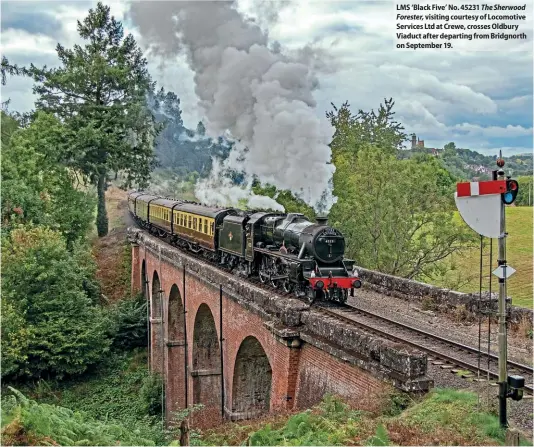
[431,206,533,308]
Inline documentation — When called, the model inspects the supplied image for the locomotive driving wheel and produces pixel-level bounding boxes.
[258,257,270,284]
[270,258,282,289]
[282,279,294,293]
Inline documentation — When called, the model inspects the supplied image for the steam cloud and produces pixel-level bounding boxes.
[128,0,336,212]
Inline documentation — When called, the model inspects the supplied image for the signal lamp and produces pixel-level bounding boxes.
[502,179,519,205]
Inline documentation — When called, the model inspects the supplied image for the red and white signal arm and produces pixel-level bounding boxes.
[454,180,506,238]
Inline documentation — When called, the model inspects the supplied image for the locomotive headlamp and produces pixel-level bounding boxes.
[315,280,324,289]
[352,268,359,277]
[352,280,362,289]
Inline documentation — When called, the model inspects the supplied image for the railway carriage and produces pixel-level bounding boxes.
[128,190,361,303]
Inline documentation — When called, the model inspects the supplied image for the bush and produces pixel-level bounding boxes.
[111,293,148,350]
[140,373,164,417]
[1,226,112,380]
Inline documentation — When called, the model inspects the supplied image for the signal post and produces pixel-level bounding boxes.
[455,152,524,429]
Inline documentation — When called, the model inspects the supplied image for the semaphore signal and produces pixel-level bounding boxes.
[454,151,524,430]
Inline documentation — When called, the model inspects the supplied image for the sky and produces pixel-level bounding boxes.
[1,0,533,156]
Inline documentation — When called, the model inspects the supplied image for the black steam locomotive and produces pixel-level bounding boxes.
[128,191,361,303]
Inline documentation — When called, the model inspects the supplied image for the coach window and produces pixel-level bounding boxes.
[211,222,215,235]
[188,216,191,228]
[203,219,208,234]
[194,218,198,231]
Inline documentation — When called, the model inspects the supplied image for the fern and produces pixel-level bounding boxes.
[1,388,156,446]
[365,424,391,446]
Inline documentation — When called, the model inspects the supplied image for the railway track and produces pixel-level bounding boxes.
[137,226,534,395]
[315,302,534,395]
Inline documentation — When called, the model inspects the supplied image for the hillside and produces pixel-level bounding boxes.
[398,147,533,181]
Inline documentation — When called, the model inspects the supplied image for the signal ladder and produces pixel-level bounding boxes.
[476,235,495,404]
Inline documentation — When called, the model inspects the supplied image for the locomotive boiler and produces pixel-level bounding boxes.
[128,191,361,303]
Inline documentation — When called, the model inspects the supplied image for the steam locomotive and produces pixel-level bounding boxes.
[128,191,361,303]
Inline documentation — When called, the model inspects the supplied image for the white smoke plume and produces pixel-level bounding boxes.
[195,156,285,212]
[128,0,336,213]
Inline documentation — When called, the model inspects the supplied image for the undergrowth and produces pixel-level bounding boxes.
[197,390,529,446]
[1,387,155,446]
[3,348,165,445]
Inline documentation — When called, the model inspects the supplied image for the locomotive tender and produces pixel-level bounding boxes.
[128,191,361,303]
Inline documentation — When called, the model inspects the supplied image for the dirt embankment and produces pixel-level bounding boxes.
[92,186,132,303]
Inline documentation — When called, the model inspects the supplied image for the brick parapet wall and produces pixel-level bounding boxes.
[356,266,533,325]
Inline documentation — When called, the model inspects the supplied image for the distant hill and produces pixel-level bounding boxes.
[398,146,533,181]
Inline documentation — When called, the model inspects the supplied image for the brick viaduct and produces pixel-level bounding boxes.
[128,228,433,428]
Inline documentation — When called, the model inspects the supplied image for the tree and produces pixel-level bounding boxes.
[1,56,26,86]
[252,180,317,219]
[326,98,407,157]
[1,226,112,380]
[329,145,473,278]
[443,142,457,159]
[1,112,95,246]
[327,101,473,280]
[1,56,29,110]
[28,2,161,236]
[196,121,206,136]
[515,175,533,206]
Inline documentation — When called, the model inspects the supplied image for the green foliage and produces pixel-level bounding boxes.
[148,87,233,177]
[166,404,204,445]
[326,98,407,157]
[140,373,164,417]
[1,387,155,446]
[327,100,475,280]
[110,293,148,349]
[147,168,199,201]
[400,145,533,181]
[251,181,317,219]
[9,350,166,444]
[329,143,475,279]
[401,388,507,443]
[515,175,533,206]
[1,112,96,246]
[245,395,363,446]
[1,226,111,380]
[27,2,162,237]
[382,391,412,417]
[1,56,26,86]
[364,424,391,446]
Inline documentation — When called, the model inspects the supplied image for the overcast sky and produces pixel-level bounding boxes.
[2,0,533,156]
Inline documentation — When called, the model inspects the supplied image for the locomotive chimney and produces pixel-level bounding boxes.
[316,216,328,226]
